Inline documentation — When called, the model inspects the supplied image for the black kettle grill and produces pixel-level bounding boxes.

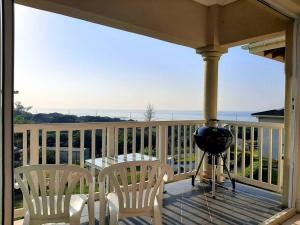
[192,120,235,198]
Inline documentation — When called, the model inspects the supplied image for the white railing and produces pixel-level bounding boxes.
[219,120,284,192]
[13,120,284,218]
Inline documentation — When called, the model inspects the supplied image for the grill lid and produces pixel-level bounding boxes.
[194,126,233,155]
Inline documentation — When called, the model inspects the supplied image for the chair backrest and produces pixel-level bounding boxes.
[14,164,93,221]
[99,160,173,213]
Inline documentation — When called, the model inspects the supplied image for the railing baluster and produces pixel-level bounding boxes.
[156,126,159,158]
[250,127,254,179]
[183,125,187,174]
[42,130,47,164]
[171,126,175,170]
[242,126,246,177]
[226,125,231,172]
[92,129,96,162]
[278,128,283,189]
[107,127,115,157]
[114,128,119,157]
[55,131,60,164]
[141,127,144,157]
[189,125,193,172]
[22,130,28,212]
[148,126,152,157]
[234,126,238,176]
[259,127,263,182]
[196,124,203,174]
[22,131,28,166]
[268,128,273,184]
[124,128,128,156]
[102,128,106,157]
[177,125,181,174]
[68,130,72,165]
[132,127,136,154]
[158,125,168,164]
[91,129,96,185]
[80,129,85,193]
[55,130,60,194]
[30,128,39,165]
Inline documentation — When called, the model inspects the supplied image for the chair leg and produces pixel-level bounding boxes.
[109,203,119,225]
[70,216,81,225]
[23,212,30,225]
[153,197,162,225]
[88,199,95,225]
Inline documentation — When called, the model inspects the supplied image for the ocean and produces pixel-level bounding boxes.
[33,109,257,122]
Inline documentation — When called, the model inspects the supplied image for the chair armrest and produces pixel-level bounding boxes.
[14,181,20,189]
[163,164,174,182]
[163,174,168,183]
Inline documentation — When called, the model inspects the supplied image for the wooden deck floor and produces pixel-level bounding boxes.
[15,179,283,225]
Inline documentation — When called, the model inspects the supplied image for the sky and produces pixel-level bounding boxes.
[14,4,285,113]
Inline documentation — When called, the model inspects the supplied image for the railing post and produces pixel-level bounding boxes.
[30,127,39,165]
[158,125,168,206]
[107,127,115,157]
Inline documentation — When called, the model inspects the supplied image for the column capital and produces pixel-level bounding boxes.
[196,45,227,60]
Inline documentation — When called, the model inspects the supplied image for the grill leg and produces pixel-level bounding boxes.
[220,154,235,191]
[192,152,206,186]
[212,155,216,199]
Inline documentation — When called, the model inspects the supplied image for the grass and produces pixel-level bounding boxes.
[244,161,278,185]
[235,149,279,185]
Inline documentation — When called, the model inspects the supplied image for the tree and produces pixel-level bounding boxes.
[14,101,33,124]
[14,101,32,114]
[144,104,155,121]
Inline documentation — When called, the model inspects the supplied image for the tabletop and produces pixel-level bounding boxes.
[85,153,157,170]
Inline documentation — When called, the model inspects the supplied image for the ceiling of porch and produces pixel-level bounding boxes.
[15,0,291,50]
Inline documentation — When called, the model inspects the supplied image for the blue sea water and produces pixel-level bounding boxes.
[33,109,257,122]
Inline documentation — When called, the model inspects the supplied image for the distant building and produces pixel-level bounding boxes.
[251,108,284,160]
[251,108,284,123]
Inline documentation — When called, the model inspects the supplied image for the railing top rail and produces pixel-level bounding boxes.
[219,120,284,129]
[13,120,206,132]
[13,119,284,132]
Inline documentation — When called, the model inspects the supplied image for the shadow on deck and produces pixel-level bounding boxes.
[159,179,283,225]
[99,179,282,224]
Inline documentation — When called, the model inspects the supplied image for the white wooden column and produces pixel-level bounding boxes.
[197,46,227,180]
[197,46,226,124]
[290,19,300,210]
[2,1,14,224]
[283,22,294,208]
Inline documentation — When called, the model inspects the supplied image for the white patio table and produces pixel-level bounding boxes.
[85,153,157,171]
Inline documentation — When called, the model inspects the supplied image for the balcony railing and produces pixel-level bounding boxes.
[13,120,284,219]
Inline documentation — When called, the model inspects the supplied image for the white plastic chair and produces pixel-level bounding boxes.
[14,164,95,225]
[98,160,173,225]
